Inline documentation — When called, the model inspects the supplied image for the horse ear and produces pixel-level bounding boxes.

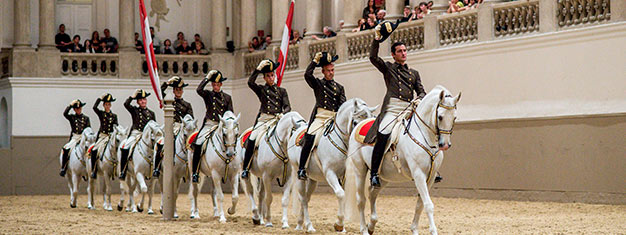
[160,124,165,130]
[455,92,462,103]
[235,113,241,122]
[439,90,445,100]
[369,105,379,113]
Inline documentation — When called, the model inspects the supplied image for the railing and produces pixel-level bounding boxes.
[494,0,540,37]
[141,55,210,79]
[61,53,119,77]
[390,20,425,52]
[346,30,376,61]
[274,44,300,71]
[309,37,337,60]
[557,0,611,28]
[244,51,266,76]
[439,10,479,46]
[1,50,11,78]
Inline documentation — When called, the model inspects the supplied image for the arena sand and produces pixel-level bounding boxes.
[0,193,624,234]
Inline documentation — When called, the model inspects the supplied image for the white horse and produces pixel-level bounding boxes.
[287,98,377,232]
[86,125,127,211]
[60,127,97,208]
[346,86,461,235]
[239,111,307,228]
[118,120,164,214]
[153,114,196,218]
[190,111,242,222]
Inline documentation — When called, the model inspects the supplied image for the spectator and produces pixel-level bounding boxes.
[338,20,345,31]
[311,26,337,40]
[420,2,431,15]
[376,9,387,24]
[84,40,95,53]
[248,36,261,52]
[161,39,175,54]
[98,40,109,53]
[67,35,83,53]
[365,17,377,30]
[193,42,209,55]
[362,0,379,19]
[401,6,413,22]
[134,33,144,53]
[428,1,434,10]
[259,35,271,50]
[91,31,100,42]
[447,0,466,13]
[150,27,161,54]
[174,32,185,48]
[101,28,118,53]
[92,39,101,53]
[290,30,302,44]
[190,34,205,50]
[55,24,72,52]
[352,18,367,32]
[176,40,193,55]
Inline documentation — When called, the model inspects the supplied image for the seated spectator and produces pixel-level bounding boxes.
[259,35,271,50]
[401,6,413,22]
[101,28,118,53]
[99,41,109,53]
[174,32,185,49]
[362,0,379,19]
[135,32,144,53]
[84,40,96,53]
[311,26,337,40]
[161,39,175,54]
[190,34,205,50]
[376,10,387,24]
[353,18,367,32]
[290,30,302,44]
[55,24,72,52]
[68,35,83,53]
[176,40,193,55]
[248,36,261,52]
[150,27,161,54]
[193,42,209,55]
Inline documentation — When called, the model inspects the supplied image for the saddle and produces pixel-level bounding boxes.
[354,117,407,172]
[187,125,219,155]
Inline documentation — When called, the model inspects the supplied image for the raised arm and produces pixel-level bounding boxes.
[93,98,103,117]
[369,40,388,73]
[304,62,321,89]
[247,70,263,97]
[63,105,72,121]
[124,96,134,113]
[196,77,210,97]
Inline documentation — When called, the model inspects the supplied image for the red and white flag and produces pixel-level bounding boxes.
[276,0,295,87]
[139,0,163,108]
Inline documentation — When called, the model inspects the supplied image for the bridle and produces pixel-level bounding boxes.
[414,98,456,145]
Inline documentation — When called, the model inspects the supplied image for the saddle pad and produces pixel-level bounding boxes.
[354,118,376,145]
[187,131,199,146]
[240,127,253,148]
[295,129,307,146]
[87,144,95,157]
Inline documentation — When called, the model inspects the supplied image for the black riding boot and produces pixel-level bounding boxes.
[297,134,316,180]
[241,139,256,179]
[90,149,98,179]
[59,148,70,177]
[370,132,390,188]
[152,143,164,177]
[435,172,443,183]
[119,148,129,180]
[191,143,203,183]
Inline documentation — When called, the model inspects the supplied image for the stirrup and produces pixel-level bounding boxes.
[90,170,97,179]
[435,175,443,183]
[119,172,126,180]
[59,169,66,177]
[153,169,161,177]
[297,169,307,180]
[371,174,381,188]
[241,170,250,179]
[192,173,200,183]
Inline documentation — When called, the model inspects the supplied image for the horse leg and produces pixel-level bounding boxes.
[242,176,261,225]
[325,170,347,232]
[261,174,273,227]
[158,175,164,215]
[413,173,437,235]
[118,180,126,211]
[354,162,369,235]
[66,172,75,208]
[227,171,239,215]
[147,178,155,214]
[189,177,200,219]
[210,171,227,223]
[280,174,294,229]
[173,178,180,218]
[135,172,147,213]
[410,195,424,235]
[294,178,305,231]
[303,179,318,233]
[367,181,387,235]
[87,176,95,209]
[71,173,80,208]
[104,172,113,211]
[257,177,266,225]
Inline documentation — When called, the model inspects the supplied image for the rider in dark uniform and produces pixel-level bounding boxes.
[190,70,234,183]
[90,93,118,179]
[60,99,91,177]
[297,52,346,180]
[365,21,427,187]
[241,59,291,179]
[119,89,156,180]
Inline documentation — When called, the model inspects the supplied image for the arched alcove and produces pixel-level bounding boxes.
[0,97,8,148]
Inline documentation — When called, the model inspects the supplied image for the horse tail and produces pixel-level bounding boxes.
[344,156,360,223]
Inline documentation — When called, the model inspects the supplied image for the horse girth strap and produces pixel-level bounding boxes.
[267,134,289,187]
[327,133,348,156]
[407,130,440,184]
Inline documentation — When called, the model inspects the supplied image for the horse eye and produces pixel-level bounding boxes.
[438,116,443,121]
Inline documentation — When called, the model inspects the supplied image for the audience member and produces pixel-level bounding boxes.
[420,2,432,15]
[55,24,72,52]
[91,31,100,42]
[190,34,205,50]
[68,35,83,53]
[176,40,193,55]
[162,39,175,54]
[362,0,379,19]
[83,40,95,53]
[135,32,144,53]
[99,41,109,53]
[193,42,209,55]
[376,10,387,24]
[365,17,377,30]
[101,28,118,53]
[248,36,261,52]
[401,5,413,22]
[428,1,434,10]
[150,27,161,54]
[259,35,271,50]
[352,18,367,32]
[174,32,185,48]
[91,39,102,53]
[338,20,345,31]
[290,30,302,44]
[311,27,337,40]
[447,0,467,13]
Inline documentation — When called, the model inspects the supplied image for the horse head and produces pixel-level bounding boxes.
[343,98,378,134]
[81,127,97,148]
[219,111,240,158]
[113,125,128,148]
[416,85,461,151]
[182,114,197,137]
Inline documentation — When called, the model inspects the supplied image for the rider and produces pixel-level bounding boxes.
[365,21,426,187]
[90,93,118,179]
[157,76,194,177]
[190,70,233,183]
[60,99,91,177]
[240,59,291,179]
[297,52,346,180]
[119,89,156,180]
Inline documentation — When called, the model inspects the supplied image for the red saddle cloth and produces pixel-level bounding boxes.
[240,127,253,148]
[295,129,307,146]
[187,131,199,146]
[87,144,95,157]
[354,118,376,145]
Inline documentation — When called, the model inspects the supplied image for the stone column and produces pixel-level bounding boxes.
[430,0,450,14]
[612,0,626,22]
[477,2,494,42]
[306,0,323,38]
[38,0,56,49]
[239,0,257,49]
[162,95,175,220]
[272,0,289,44]
[423,15,439,50]
[13,0,31,48]
[539,0,557,33]
[212,0,227,52]
[385,0,404,21]
[118,0,140,79]
[342,0,362,32]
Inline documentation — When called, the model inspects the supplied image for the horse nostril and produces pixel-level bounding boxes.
[438,143,443,147]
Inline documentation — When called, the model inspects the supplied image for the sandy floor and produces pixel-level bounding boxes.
[0,192,624,234]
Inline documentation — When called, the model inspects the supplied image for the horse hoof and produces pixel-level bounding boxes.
[265,223,273,227]
[227,207,235,215]
[160,208,163,214]
[70,203,76,208]
[147,210,154,215]
[117,204,123,211]
[282,224,289,229]
[252,218,261,225]
[368,229,374,235]
[334,224,344,232]
[137,207,144,213]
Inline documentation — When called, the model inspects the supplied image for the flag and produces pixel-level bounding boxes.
[139,0,163,108]
[276,0,295,87]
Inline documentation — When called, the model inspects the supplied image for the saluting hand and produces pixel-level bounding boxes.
[374,24,383,41]
[313,52,323,65]
[256,59,271,71]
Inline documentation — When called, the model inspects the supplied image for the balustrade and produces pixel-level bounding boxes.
[60,53,119,77]
[494,0,540,37]
[557,0,611,28]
